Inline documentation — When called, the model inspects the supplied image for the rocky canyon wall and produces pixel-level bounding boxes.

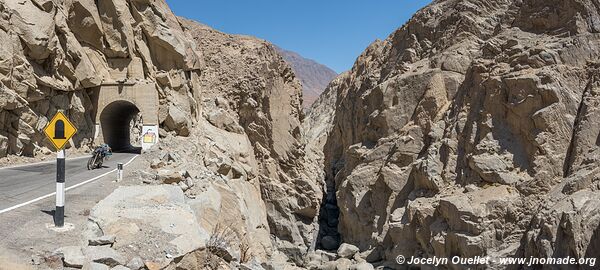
[4,0,600,268]
[179,19,323,262]
[0,0,202,156]
[307,0,600,267]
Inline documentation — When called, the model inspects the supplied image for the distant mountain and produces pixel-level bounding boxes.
[275,46,337,109]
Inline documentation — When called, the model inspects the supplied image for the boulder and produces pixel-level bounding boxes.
[67,0,104,49]
[126,257,144,270]
[468,153,520,184]
[55,246,85,268]
[88,235,116,246]
[334,258,352,270]
[319,261,338,270]
[133,1,201,70]
[317,250,338,262]
[164,105,190,136]
[83,262,110,270]
[157,169,185,184]
[438,186,518,235]
[207,109,245,134]
[321,236,340,250]
[155,72,171,87]
[89,185,210,264]
[337,243,359,259]
[305,251,325,268]
[187,179,272,261]
[350,262,374,270]
[203,148,233,176]
[4,0,56,60]
[97,0,135,58]
[84,246,126,267]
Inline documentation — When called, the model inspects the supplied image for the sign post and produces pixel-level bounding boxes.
[56,149,65,227]
[43,111,77,228]
[117,163,123,182]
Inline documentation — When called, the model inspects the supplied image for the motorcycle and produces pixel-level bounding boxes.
[87,148,112,170]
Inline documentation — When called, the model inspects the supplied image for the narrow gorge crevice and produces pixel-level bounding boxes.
[315,166,341,251]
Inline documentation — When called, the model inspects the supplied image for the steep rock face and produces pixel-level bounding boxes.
[0,0,202,156]
[309,0,600,266]
[179,19,323,263]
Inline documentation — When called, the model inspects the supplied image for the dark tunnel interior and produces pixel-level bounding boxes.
[100,100,141,153]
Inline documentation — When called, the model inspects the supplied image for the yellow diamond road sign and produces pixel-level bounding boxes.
[43,111,77,151]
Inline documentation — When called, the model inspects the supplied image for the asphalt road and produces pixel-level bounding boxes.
[0,153,137,213]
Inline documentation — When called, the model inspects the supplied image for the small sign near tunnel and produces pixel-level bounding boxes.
[141,125,158,150]
[44,111,78,150]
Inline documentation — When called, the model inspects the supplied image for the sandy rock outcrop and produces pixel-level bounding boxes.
[179,19,323,263]
[306,0,600,267]
[0,0,202,157]
[87,185,209,267]
[124,111,319,267]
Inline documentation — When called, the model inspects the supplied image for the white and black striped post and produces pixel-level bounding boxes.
[117,163,123,182]
[55,149,65,227]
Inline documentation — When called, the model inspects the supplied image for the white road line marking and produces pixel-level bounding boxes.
[0,155,138,215]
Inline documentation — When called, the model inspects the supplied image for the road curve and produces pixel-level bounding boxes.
[0,153,137,213]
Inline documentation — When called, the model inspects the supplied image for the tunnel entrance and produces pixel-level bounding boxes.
[99,100,142,153]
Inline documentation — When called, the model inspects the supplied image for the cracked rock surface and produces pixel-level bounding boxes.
[3,0,600,269]
[305,0,600,267]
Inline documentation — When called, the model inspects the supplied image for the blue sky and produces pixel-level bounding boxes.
[166,1,432,73]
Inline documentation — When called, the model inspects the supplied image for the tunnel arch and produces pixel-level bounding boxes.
[93,82,159,151]
[99,100,141,152]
